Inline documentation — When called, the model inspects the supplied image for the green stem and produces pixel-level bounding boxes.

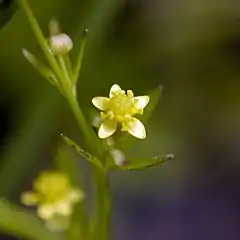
[57,56,74,95]
[20,0,64,85]
[67,96,100,155]
[68,202,90,240]
[57,56,70,81]
[64,55,73,77]
[20,1,91,239]
[20,1,112,239]
[67,97,111,240]
[92,170,111,240]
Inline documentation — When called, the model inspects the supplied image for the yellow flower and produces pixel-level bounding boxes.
[21,171,83,229]
[92,84,149,139]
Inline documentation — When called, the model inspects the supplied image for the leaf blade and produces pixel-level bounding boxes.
[22,48,58,86]
[61,134,103,171]
[118,153,174,171]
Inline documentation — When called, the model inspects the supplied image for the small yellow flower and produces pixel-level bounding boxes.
[21,171,83,229]
[92,84,149,139]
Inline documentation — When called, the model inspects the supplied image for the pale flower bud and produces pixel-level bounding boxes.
[48,33,73,55]
[106,137,115,147]
[92,115,102,128]
[49,18,61,36]
[110,149,126,166]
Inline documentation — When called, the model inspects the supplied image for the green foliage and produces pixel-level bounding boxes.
[0,200,59,240]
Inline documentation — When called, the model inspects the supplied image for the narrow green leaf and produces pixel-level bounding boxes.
[61,134,103,171]
[20,0,65,86]
[116,85,164,151]
[22,48,58,86]
[141,85,164,123]
[0,199,59,240]
[72,28,88,84]
[117,153,174,171]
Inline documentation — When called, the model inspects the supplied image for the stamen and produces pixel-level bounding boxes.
[127,90,134,98]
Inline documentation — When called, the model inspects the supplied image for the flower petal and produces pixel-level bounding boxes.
[20,191,39,206]
[92,97,110,110]
[93,115,102,128]
[133,96,150,110]
[109,84,121,98]
[37,204,56,220]
[45,215,69,232]
[98,119,117,139]
[68,188,84,203]
[126,117,146,139]
[55,201,72,216]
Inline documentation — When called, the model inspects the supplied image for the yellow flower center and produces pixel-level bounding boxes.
[34,172,70,204]
[108,90,137,122]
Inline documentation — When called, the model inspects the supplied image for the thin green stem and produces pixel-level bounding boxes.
[92,170,111,240]
[67,97,111,240]
[57,56,70,80]
[67,96,100,155]
[64,55,73,77]
[68,202,90,240]
[20,0,64,85]
[57,55,73,95]
[64,66,112,240]
[21,2,112,239]
[20,1,92,239]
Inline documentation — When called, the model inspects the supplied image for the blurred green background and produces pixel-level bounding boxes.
[0,0,240,239]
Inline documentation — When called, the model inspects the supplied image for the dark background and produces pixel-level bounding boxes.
[0,0,240,239]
